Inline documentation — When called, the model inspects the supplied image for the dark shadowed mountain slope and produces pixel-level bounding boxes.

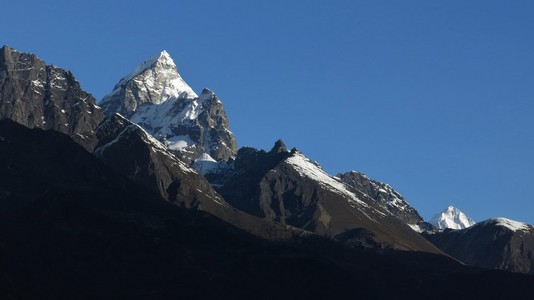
[424,217,534,275]
[0,46,104,151]
[92,114,303,240]
[2,120,534,299]
[216,142,442,253]
[94,113,226,210]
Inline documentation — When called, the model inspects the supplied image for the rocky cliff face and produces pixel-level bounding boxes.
[337,171,426,228]
[424,217,534,275]
[99,51,236,163]
[0,46,104,151]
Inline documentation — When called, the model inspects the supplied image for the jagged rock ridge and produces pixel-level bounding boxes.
[0,46,104,151]
[99,51,237,163]
[337,171,429,231]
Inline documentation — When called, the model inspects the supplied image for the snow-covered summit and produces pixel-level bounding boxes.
[430,206,476,230]
[100,50,197,117]
[122,50,197,101]
[100,51,237,163]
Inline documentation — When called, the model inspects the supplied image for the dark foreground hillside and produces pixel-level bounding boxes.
[1,120,533,300]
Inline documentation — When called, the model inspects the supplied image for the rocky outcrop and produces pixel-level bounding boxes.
[193,88,237,161]
[0,46,104,151]
[99,51,237,163]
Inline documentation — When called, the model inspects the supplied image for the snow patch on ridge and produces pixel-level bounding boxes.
[485,218,530,232]
[285,153,370,209]
[193,153,219,175]
[129,97,200,141]
[165,135,196,151]
[408,224,424,233]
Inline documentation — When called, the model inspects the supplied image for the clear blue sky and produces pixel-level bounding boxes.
[2,1,533,224]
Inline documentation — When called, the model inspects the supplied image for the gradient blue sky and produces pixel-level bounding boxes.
[2,1,533,224]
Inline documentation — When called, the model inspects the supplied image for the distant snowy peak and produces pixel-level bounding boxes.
[100,50,197,117]
[430,206,475,230]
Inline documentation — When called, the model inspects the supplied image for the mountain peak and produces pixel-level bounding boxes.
[151,50,177,69]
[124,50,175,83]
[430,206,475,230]
[100,52,237,163]
[100,50,197,116]
[159,49,171,59]
[125,50,197,102]
[270,139,288,153]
